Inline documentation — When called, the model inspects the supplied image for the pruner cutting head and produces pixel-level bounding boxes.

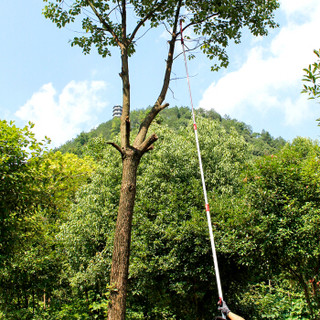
[179,14,187,23]
[180,19,185,45]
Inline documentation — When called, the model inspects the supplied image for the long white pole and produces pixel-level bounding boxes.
[180,20,225,319]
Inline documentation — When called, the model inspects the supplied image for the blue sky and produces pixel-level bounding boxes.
[1,0,319,147]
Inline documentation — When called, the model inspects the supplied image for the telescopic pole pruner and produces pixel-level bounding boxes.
[179,19,226,319]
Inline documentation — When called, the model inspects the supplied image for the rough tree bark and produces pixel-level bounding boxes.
[107,149,141,320]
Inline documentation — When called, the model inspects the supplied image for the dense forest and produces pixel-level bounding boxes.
[1,107,320,319]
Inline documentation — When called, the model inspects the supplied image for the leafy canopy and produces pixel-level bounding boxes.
[0,121,49,256]
[0,120,97,319]
[43,0,279,69]
[219,137,320,319]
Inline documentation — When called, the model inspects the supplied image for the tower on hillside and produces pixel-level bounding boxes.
[113,105,122,118]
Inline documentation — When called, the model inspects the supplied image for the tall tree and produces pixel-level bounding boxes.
[219,138,320,319]
[0,120,46,260]
[43,1,279,318]
[0,120,96,318]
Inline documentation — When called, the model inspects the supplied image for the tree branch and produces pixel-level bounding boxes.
[133,0,182,147]
[133,103,169,149]
[156,0,182,104]
[87,0,122,48]
[129,0,167,44]
[121,0,126,42]
[107,142,123,155]
[178,12,220,38]
[118,0,132,149]
[173,40,203,61]
[139,133,158,154]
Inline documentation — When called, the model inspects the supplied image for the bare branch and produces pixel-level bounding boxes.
[174,40,203,61]
[107,142,123,155]
[162,22,172,36]
[133,103,169,148]
[134,26,152,43]
[178,12,220,38]
[107,5,120,18]
[170,74,196,81]
[139,133,158,154]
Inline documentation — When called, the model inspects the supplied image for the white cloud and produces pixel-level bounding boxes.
[280,0,316,18]
[198,0,320,127]
[15,80,109,147]
[283,95,314,126]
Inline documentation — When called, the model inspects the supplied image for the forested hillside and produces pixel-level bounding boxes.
[1,110,319,319]
[58,107,286,157]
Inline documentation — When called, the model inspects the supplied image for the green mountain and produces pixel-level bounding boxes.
[58,106,286,156]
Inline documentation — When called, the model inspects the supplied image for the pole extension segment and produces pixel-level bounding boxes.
[179,20,225,319]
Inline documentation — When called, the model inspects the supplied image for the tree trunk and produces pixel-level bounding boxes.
[302,280,314,318]
[107,3,180,318]
[107,149,141,320]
